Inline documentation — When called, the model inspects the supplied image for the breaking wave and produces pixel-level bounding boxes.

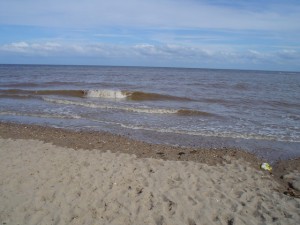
[84,90,127,99]
[0,89,192,101]
[83,90,192,101]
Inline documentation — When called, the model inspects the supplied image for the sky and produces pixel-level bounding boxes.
[0,0,300,71]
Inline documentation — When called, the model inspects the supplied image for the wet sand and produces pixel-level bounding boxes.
[0,122,299,224]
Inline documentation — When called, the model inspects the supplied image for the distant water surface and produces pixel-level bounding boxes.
[0,65,299,161]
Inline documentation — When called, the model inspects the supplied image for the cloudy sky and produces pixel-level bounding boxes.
[0,0,299,71]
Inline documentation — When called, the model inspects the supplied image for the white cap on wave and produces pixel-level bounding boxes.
[84,90,127,99]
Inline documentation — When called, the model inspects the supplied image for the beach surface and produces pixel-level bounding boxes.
[0,123,300,225]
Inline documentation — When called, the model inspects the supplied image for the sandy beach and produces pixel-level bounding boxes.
[0,123,300,225]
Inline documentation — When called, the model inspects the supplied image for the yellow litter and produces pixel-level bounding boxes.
[261,163,272,172]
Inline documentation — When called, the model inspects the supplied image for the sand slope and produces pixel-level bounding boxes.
[0,138,299,225]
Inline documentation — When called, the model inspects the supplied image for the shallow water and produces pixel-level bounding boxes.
[0,65,299,161]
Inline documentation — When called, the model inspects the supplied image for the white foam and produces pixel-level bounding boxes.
[114,123,300,143]
[0,111,81,119]
[42,97,177,114]
[84,90,127,99]
[41,98,300,142]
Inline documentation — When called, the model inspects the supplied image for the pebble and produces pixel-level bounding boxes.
[291,180,300,191]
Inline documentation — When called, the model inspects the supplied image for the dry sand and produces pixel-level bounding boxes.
[1,137,300,225]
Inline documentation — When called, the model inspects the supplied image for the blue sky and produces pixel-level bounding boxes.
[0,0,299,71]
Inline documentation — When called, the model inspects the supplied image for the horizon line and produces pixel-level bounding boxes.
[1,63,299,73]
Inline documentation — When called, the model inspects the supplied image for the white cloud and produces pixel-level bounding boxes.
[1,42,62,55]
[2,42,30,52]
[276,49,300,60]
[1,41,299,68]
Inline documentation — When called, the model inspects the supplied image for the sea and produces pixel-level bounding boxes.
[0,64,299,161]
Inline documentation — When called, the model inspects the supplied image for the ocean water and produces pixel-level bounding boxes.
[0,64,299,161]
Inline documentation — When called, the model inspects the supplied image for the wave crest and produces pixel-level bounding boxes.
[84,90,191,101]
[84,90,127,99]
[0,89,192,101]
[127,91,191,101]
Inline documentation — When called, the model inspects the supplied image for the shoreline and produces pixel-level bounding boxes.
[0,121,299,198]
[0,122,264,165]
